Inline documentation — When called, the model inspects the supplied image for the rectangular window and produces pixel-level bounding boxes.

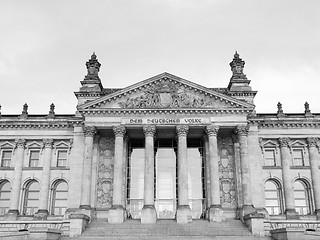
[1,151,12,167]
[292,149,304,166]
[57,150,68,167]
[264,149,276,166]
[29,150,40,167]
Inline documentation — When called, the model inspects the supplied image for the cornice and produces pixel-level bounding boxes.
[0,118,83,130]
[78,108,253,115]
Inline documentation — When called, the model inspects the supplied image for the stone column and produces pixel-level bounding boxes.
[80,126,96,210]
[278,137,299,219]
[307,137,320,219]
[6,139,26,219]
[206,125,224,222]
[141,125,157,223]
[109,125,126,223]
[236,125,255,217]
[36,139,54,219]
[176,125,192,223]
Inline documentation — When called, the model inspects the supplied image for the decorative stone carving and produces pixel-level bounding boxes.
[176,125,189,137]
[14,138,26,149]
[118,79,211,108]
[206,125,219,137]
[42,139,53,149]
[218,136,236,208]
[278,137,290,148]
[96,137,115,208]
[143,125,156,137]
[307,137,318,147]
[235,125,249,136]
[113,125,126,137]
[83,126,96,137]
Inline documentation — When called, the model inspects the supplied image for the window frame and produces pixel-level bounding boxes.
[0,180,11,215]
[28,150,41,168]
[292,148,306,167]
[293,180,312,215]
[264,148,277,167]
[56,149,68,167]
[51,180,68,216]
[264,180,283,216]
[1,150,13,168]
[23,180,40,216]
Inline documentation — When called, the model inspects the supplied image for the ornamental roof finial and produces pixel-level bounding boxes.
[304,101,313,117]
[47,103,55,118]
[84,52,101,81]
[277,102,286,117]
[20,103,28,119]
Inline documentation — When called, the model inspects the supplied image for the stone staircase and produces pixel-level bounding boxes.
[62,219,273,240]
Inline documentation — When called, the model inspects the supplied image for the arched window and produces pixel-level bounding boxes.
[23,181,40,215]
[0,181,11,215]
[294,180,311,215]
[264,180,282,215]
[51,180,68,215]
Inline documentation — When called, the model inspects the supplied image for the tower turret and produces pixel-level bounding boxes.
[227,52,257,104]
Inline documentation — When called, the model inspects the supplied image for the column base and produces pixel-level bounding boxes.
[108,205,126,223]
[239,205,256,220]
[176,205,192,224]
[34,209,49,220]
[141,205,157,224]
[285,209,299,220]
[208,205,225,222]
[315,209,320,220]
[4,209,19,220]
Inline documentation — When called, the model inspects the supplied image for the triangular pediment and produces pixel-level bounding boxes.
[78,72,254,112]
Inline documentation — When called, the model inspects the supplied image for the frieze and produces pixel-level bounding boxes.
[118,80,212,109]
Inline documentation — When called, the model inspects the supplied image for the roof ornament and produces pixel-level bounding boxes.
[0,104,1,118]
[20,103,28,119]
[47,103,55,118]
[85,52,101,80]
[304,101,313,117]
[229,51,247,80]
[277,102,285,117]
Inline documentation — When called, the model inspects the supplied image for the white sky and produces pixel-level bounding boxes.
[0,0,319,114]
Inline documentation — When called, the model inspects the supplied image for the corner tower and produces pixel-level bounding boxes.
[227,52,257,104]
[75,53,104,107]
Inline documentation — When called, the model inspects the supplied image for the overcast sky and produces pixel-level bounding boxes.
[0,0,319,114]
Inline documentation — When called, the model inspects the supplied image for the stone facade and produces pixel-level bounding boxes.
[0,52,320,237]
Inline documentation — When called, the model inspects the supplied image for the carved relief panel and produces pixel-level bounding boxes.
[96,137,115,208]
[218,136,237,208]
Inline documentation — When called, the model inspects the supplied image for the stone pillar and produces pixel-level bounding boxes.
[80,126,96,210]
[236,125,255,217]
[36,139,54,219]
[176,125,192,223]
[109,125,126,223]
[307,137,320,219]
[206,125,224,222]
[6,139,26,219]
[278,137,299,219]
[141,125,157,223]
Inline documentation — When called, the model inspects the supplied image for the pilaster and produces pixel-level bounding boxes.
[6,139,26,219]
[278,137,299,219]
[307,137,320,219]
[36,138,54,219]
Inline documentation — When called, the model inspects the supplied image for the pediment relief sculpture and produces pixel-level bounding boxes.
[118,80,211,109]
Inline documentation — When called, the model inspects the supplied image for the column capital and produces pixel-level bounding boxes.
[307,137,318,147]
[143,125,156,137]
[206,124,219,137]
[113,125,126,137]
[176,125,189,137]
[14,138,26,149]
[278,137,290,147]
[83,126,97,137]
[42,139,54,149]
[235,125,249,136]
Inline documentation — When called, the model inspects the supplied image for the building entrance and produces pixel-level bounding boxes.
[126,138,204,220]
